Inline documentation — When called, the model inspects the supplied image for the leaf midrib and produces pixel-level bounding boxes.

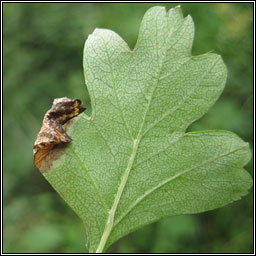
[95,16,191,252]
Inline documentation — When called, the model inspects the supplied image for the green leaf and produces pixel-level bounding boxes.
[43,6,252,253]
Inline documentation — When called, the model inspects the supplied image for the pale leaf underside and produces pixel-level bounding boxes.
[43,6,252,253]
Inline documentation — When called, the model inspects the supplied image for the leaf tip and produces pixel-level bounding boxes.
[185,14,193,23]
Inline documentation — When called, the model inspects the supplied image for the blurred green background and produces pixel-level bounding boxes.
[3,3,253,253]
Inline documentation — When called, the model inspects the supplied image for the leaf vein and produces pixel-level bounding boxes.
[101,35,134,141]
[114,145,246,227]
[69,146,109,212]
[141,56,221,138]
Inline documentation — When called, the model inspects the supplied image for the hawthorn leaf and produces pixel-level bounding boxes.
[43,6,252,253]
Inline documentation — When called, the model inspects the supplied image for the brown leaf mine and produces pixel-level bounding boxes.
[33,97,86,173]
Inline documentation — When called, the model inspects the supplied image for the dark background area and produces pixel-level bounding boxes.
[3,3,253,253]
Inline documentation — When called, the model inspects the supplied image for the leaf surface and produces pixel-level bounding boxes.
[43,6,252,252]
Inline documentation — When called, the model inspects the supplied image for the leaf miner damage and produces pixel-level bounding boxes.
[33,97,86,173]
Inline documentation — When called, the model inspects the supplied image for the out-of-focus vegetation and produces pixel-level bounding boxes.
[3,3,253,253]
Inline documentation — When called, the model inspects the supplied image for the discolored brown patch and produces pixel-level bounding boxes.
[33,97,86,173]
